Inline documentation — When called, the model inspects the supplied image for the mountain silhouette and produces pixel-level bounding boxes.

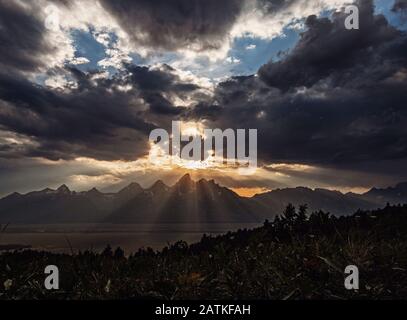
[0,183,142,223]
[361,182,407,205]
[106,174,260,223]
[0,175,406,223]
[253,187,372,216]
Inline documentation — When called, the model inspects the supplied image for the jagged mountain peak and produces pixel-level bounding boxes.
[178,173,193,183]
[119,182,143,194]
[175,174,219,188]
[57,184,71,194]
[175,173,195,193]
[1,179,407,224]
[2,192,22,200]
[197,178,218,187]
[363,181,407,204]
[366,182,407,193]
[149,180,168,191]
[87,187,101,195]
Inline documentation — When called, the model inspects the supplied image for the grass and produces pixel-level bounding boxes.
[1,204,407,300]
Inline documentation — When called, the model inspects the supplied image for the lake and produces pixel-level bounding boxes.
[0,223,261,254]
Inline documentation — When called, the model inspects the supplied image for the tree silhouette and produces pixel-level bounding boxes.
[114,247,125,259]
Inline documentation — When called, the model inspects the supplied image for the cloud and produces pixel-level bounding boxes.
[99,0,244,54]
[258,0,400,90]
[0,1,215,164]
[0,64,208,162]
[0,1,53,73]
[189,0,407,171]
[230,0,349,40]
[393,0,407,13]
[100,0,351,60]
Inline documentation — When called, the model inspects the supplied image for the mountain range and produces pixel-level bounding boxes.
[1,174,406,224]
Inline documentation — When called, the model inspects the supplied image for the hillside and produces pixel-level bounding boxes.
[1,204,407,300]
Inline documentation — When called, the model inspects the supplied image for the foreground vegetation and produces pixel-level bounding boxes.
[1,204,407,300]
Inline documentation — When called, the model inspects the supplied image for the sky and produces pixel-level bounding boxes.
[0,0,407,197]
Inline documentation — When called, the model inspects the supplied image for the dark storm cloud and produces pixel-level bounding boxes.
[99,0,311,52]
[393,0,407,12]
[126,64,199,115]
[0,64,204,161]
[0,71,149,161]
[258,0,400,90]
[0,1,52,73]
[99,0,244,51]
[130,65,199,93]
[188,0,407,170]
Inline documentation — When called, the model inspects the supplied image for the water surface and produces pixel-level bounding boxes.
[0,223,261,253]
